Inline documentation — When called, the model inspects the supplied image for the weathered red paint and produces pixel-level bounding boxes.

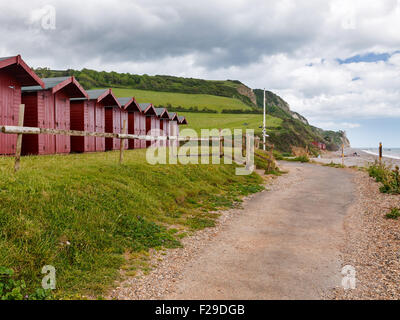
[119,97,141,150]
[168,113,179,149]
[104,90,122,151]
[139,103,157,148]
[155,108,169,148]
[0,55,44,155]
[71,89,118,153]
[21,77,88,155]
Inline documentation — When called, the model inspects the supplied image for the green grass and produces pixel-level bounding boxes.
[179,112,282,135]
[368,162,400,194]
[323,161,345,168]
[282,155,310,163]
[0,149,264,298]
[104,88,252,112]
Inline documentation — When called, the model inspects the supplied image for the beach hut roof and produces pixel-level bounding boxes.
[169,112,179,121]
[139,103,157,115]
[178,116,188,125]
[72,89,120,107]
[154,107,170,119]
[22,76,88,99]
[0,55,44,87]
[118,97,141,112]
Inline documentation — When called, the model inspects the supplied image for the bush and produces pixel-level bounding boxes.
[283,155,310,163]
[294,155,310,163]
[368,162,400,194]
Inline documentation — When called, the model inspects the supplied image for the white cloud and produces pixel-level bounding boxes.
[0,0,400,134]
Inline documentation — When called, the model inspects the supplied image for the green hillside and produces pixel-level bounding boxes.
[34,68,255,108]
[180,112,281,136]
[32,67,348,152]
[107,88,252,112]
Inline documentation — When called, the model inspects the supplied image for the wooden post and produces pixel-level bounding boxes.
[341,143,345,166]
[379,142,383,164]
[119,120,127,165]
[14,104,25,173]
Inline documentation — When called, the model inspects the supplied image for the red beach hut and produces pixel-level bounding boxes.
[70,89,118,153]
[118,97,141,149]
[139,103,157,148]
[118,97,141,150]
[155,108,170,148]
[104,92,122,151]
[0,55,44,155]
[21,76,88,155]
[178,116,188,126]
[169,112,179,148]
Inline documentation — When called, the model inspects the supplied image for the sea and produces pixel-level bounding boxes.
[361,148,400,160]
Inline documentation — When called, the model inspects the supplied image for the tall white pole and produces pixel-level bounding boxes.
[263,88,266,151]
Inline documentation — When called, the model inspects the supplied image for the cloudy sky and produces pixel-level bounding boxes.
[1,0,399,147]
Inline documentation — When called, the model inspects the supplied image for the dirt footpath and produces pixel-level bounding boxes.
[164,162,355,300]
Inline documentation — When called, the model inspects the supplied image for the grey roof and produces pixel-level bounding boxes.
[117,97,133,107]
[139,103,152,112]
[155,108,168,116]
[169,112,178,120]
[71,89,111,102]
[178,116,185,122]
[22,77,70,92]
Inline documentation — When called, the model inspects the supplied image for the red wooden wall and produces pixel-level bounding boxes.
[160,119,169,147]
[139,113,146,149]
[105,107,124,151]
[70,100,104,153]
[0,72,21,155]
[169,120,179,149]
[95,103,105,152]
[22,90,71,155]
[146,116,158,148]
[128,111,141,150]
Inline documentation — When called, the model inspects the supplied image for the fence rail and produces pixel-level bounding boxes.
[1,105,259,173]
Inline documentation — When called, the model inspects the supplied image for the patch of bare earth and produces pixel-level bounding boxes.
[329,170,400,300]
[108,165,305,300]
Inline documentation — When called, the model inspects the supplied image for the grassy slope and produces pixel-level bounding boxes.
[97,88,252,112]
[0,150,263,297]
[180,112,282,136]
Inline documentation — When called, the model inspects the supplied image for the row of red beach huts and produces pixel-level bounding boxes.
[0,55,187,156]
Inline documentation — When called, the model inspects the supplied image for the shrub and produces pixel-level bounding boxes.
[368,162,400,194]
[294,155,310,163]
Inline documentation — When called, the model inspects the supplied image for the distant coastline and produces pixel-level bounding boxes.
[361,149,400,160]
[312,147,400,167]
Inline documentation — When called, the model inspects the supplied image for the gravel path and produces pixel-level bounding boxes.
[109,162,356,300]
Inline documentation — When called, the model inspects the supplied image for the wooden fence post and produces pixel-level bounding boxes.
[379,142,383,164]
[342,143,345,166]
[119,120,127,165]
[255,137,260,150]
[14,104,25,173]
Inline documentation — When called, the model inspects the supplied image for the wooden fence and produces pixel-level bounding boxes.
[1,105,260,172]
